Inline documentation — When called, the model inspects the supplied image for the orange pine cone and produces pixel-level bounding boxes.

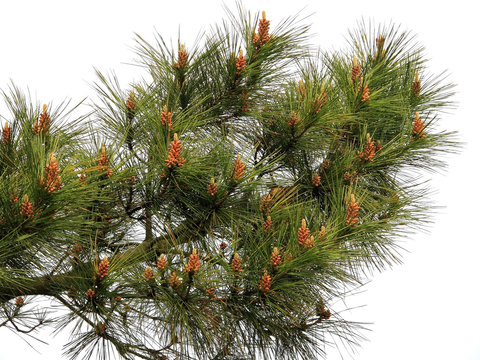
[144,266,154,282]
[263,216,273,233]
[257,11,270,45]
[288,112,299,127]
[412,72,421,97]
[98,151,108,169]
[259,270,272,293]
[298,218,310,246]
[351,57,361,82]
[161,105,172,131]
[126,92,136,111]
[270,247,282,267]
[98,144,113,177]
[20,194,34,218]
[231,252,242,273]
[358,133,376,162]
[232,154,245,181]
[173,44,188,69]
[33,104,51,135]
[344,171,358,184]
[157,254,167,270]
[345,194,359,227]
[169,272,181,287]
[97,257,109,280]
[235,49,246,74]
[318,226,327,242]
[412,112,425,139]
[165,133,185,168]
[184,248,200,275]
[15,296,24,307]
[304,235,315,249]
[321,159,331,170]
[207,177,218,196]
[252,32,260,46]
[86,288,95,299]
[361,85,370,102]
[2,122,11,145]
[253,11,271,47]
[41,153,63,192]
[312,173,321,187]
[40,104,51,132]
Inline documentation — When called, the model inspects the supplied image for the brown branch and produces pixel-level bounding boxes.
[0,214,207,302]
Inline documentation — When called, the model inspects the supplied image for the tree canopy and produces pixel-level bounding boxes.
[0,4,456,360]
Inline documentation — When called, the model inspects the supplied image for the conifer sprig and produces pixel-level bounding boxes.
[0,5,457,360]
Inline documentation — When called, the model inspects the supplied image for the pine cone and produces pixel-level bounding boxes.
[298,219,310,246]
[157,254,167,270]
[97,257,109,280]
[259,270,272,293]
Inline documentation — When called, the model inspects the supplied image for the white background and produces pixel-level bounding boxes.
[0,1,478,359]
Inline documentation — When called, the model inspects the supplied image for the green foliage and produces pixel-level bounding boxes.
[0,4,456,360]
